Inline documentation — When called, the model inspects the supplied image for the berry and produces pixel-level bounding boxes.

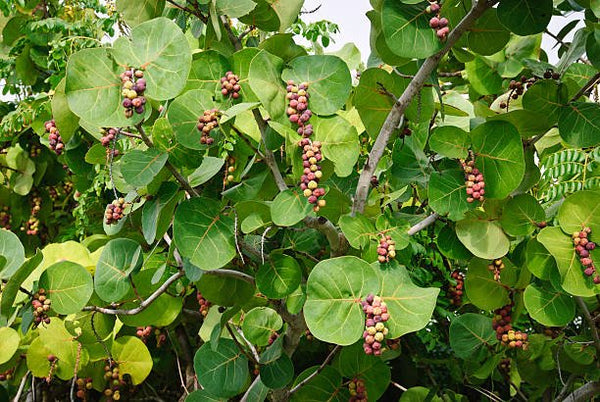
[448,270,465,306]
[574,226,598,285]
[488,258,505,282]
[120,68,146,117]
[492,303,528,350]
[32,289,51,327]
[349,377,367,402]
[197,291,212,317]
[44,120,64,155]
[377,234,396,263]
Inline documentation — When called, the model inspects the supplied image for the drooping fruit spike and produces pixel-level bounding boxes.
[492,303,528,350]
[221,71,241,99]
[120,67,146,118]
[104,198,130,225]
[448,270,465,306]
[44,120,64,155]
[574,226,598,285]
[460,150,485,204]
[377,233,396,263]
[197,109,219,145]
[361,294,389,355]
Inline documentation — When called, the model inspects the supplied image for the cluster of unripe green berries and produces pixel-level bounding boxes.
[0,368,14,381]
[492,303,528,350]
[104,198,129,225]
[32,288,51,326]
[299,139,326,211]
[75,377,94,400]
[103,363,126,401]
[573,226,599,284]
[460,151,485,203]
[426,1,448,40]
[448,270,464,306]
[220,71,241,99]
[0,206,11,230]
[197,291,211,317]
[361,294,390,356]
[120,68,146,118]
[348,378,367,402]
[224,157,236,185]
[45,119,64,155]
[197,109,219,145]
[30,144,41,158]
[377,234,396,263]
[488,258,505,282]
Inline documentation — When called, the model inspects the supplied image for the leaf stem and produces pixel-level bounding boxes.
[287,345,341,395]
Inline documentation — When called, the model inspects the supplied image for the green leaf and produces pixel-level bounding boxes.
[558,103,600,148]
[142,181,179,244]
[187,157,225,187]
[281,55,351,116]
[112,336,153,385]
[558,190,600,235]
[121,148,168,187]
[313,115,359,177]
[470,121,525,199]
[168,89,220,150]
[0,327,19,365]
[305,256,380,345]
[259,33,307,63]
[290,366,345,402]
[497,0,552,36]
[339,214,376,250]
[523,284,575,326]
[1,251,42,318]
[95,238,143,303]
[174,197,236,270]
[467,9,510,56]
[215,0,256,18]
[379,264,439,338]
[381,0,442,59]
[400,387,442,402]
[464,258,510,310]
[51,78,79,143]
[116,0,165,27]
[194,339,249,398]
[256,253,302,299]
[260,354,294,389]
[0,229,25,279]
[429,126,470,159]
[197,272,255,306]
[428,169,475,221]
[525,238,559,281]
[436,226,472,261]
[456,212,510,259]
[111,17,191,100]
[522,80,567,125]
[185,50,231,94]
[241,307,282,347]
[465,57,503,95]
[186,390,227,402]
[39,261,93,315]
[271,190,313,227]
[248,50,286,121]
[500,194,545,237]
[449,313,497,359]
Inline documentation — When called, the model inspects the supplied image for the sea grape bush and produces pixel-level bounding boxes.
[0,0,600,401]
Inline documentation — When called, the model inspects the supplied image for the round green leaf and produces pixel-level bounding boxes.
[449,313,497,359]
[271,190,313,227]
[465,57,503,95]
[185,50,231,94]
[95,238,143,303]
[305,256,380,345]
[290,366,345,402]
[260,354,294,389]
[381,0,442,59]
[0,229,25,279]
[111,17,191,100]
[523,284,575,326]
[456,213,510,259]
[401,387,443,402]
[120,149,168,187]
[436,226,472,261]
[216,0,256,18]
[186,390,226,402]
[242,307,283,347]
[51,78,79,143]
[173,197,236,271]
[248,50,286,121]
[525,238,559,281]
[197,273,255,306]
[339,214,376,250]
[428,169,475,221]
[281,55,351,116]
[37,319,89,380]
[470,121,525,199]
[116,0,165,27]
[0,327,19,365]
[313,115,359,177]
[522,81,567,125]
[194,339,249,398]
[467,9,510,56]
[558,190,600,235]
[39,261,93,315]
[500,194,545,236]
[112,336,153,385]
[497,0,552,36]
[559,103,600,148]
[256,253,302,299]
[429,126,470,159]
[168,89,220,150]
[464,258,510,311]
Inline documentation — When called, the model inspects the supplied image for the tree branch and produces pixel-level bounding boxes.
[407,213,439,236]
[562,382,600,402]
[221,16,242,51]
[351,0,496,215]
[165,0,208,23]
[253,109,288,192]
[554,374,577,402]
[288,345,341,395]
[204,269,255,284]
[569,72,600,103]
[574,296,600,359]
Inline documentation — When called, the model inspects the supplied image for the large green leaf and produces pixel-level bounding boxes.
[256,253,302,299]
[523,284,575,327]
[0,229,25,279]
[449,313,497,359]
[465,57,503,95]
[248,50,286,121]
[141,181,180,244]
[467,9,510,56]
[558,103,600,148]
[0,327,19,365]
[168,89,220,150]
[305,257,380,345]
[271,190,313,227]
[500,194,545,237]
[379,264,439,338]
[456,212,510,259]
[121,148,168,187]
[470,121,525,199]
[216,0,256,18]
[260,354,294,389]
[173,197,236,270]
[558,190,600,235]
[497,0,552,36]
[194,339,249,398]
[185,50,231,94]
[116,0,165,27]
[51,78,79,143]
[290,366,345,402]
[429,126,470,159]
[39,261,93,315]
[522,80,567,125]
[281,55,351,116]
[464,258,510,310]
[95,238,143,303]
[312,115,359,177]
[0,251,42,318]
[239,0,304,32]
[112,336,153,385]
[525,238,559,281]
[242,307,283,347]
[197,272,255,306]
[339,214,376,250]
[428,169,475,221]
[111,17,191,100]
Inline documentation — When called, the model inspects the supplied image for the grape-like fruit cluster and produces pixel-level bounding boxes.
[426,1,448,40]
[120,68,146,118]
[197,291,212,317]
[492,303,528,350]
[543,69,560,80]
[104,198,129,225]
[448,270,464,306]
[0,206,11,230]
[45,120,64,155]
[100,128,120,157]
[377,234,396,263]
[22,192,42,236]
[220,71,241,99]
[103,363,126,401]
[361,294,390,356]
[286,81,313,130]
[498,358,511,375]
[136,326,153,342]
[224,156,236,186]
[32,288,51,326]
[30,144,41,158]
[500,76,538,109]
[573,226,599,284]
[197,109,219,145]
[0,368,14,381]
[460,150,485,203]
[75,377,93,400]
[267,332,279,346]
[386,338,400,351]
[488,258,505,282]
[348,378,367,402]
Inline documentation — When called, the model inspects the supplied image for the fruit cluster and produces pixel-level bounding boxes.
[136,326,153,342]
[460,150,485,203]
[224,156,236,186]
[267,332,279,346]
[0,368,14,381]
[426,1,449,40]
[492,303,528,350]
[32,288,51,326]
[197,291,212,317]
[120,68,146,118]
[22,192,42,236]
[220,71,241,99]
[75,377,93,400]
[104,198,130,225]
[197,109,219,145]
[348,378,367,402]
[30,144,41,158]
[543,69,560,80]
[498,358,511,375]
[488,258,505,282]
[45,120,64,155]
[100,128,120,157]
[361,294,390,356]
[573,226,599,284]
[386,338,400,351]
[103,363,126,401]
[286,81,313,130]
[377,234,396,263]
[448,270,464,306]
[0,206,11,230]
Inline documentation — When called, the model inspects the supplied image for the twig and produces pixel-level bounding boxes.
[554,374,577,402]
[288,345,341,395]
[1,279,34,297]
[253,109,288,192]
[233,325,260,362]
[165,0,208,23]
[574,296,600,360]
[407,213,439,236]
[204,269,255,285]
[117,130,142,140]
[562,381,600,402]
[261,226,272,264]
[166,331,189,396]
[238,26,255,41]
[300,4,322,14]
[569,72,600,103]
[13,371,29,402]
[391,381,408,392]
[221,16,242,51]
[351,0,497,215]
[225,322,258,363]
[240,375,262,402]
